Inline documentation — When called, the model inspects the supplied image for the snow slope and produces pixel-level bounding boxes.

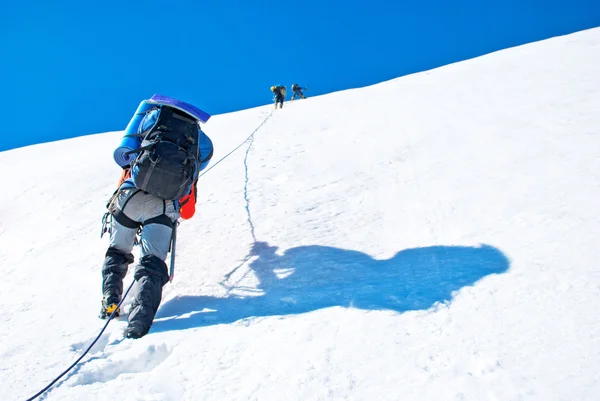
[1,27,600,401]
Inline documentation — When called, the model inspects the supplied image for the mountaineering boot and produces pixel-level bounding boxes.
[126,255,169,339]
[99,296,120,319]
[100,247,133,318]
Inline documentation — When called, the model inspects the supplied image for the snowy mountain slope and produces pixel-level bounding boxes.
[1,27,600,400]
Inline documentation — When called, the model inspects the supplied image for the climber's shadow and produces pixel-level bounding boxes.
[152,241,509,332]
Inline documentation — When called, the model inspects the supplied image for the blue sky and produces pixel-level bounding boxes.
[2,0,599,151]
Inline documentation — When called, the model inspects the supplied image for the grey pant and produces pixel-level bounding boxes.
[108,188,179,260]
[102,188,180,337]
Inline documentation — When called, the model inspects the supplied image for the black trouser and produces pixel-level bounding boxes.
[275,94,284,107]
[102,188,177,337]
[102,247,134,305]
[127,255,170,337]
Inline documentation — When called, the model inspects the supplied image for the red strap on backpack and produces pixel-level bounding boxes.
[179,183,196,220]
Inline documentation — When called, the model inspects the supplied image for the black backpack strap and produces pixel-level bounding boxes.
[123,106,166,153]
[171,109,197,124]
[124,140,158,156]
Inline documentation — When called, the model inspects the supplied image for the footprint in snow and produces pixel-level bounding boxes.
[68,343,172,386]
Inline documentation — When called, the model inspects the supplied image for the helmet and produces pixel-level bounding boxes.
[270,86,276,91]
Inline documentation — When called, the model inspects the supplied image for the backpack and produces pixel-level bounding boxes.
[280,86,287,96]
[129,106,200,200]
[292,84,298,91]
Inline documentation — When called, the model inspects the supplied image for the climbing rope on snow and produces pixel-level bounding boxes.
[25,279,135,401]
[25,109,275,401]
[198,111,273,178]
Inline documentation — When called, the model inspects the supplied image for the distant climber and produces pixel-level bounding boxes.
[291,84,307,100]
[270,85,286,109]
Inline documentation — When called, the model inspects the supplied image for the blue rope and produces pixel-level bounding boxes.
[25,110,274,401]
[26,279,136,401]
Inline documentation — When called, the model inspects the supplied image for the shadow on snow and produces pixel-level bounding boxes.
[152,241,509,333]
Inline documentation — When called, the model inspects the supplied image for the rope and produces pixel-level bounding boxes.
[198,111,273,179]
[25,109,274,401]
[26,279,135,401]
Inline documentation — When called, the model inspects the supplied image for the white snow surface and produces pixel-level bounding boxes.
[1,28,600,401]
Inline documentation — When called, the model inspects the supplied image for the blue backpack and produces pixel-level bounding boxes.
[128,106,200,200]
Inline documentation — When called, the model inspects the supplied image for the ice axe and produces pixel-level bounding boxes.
[169,221,178,282]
